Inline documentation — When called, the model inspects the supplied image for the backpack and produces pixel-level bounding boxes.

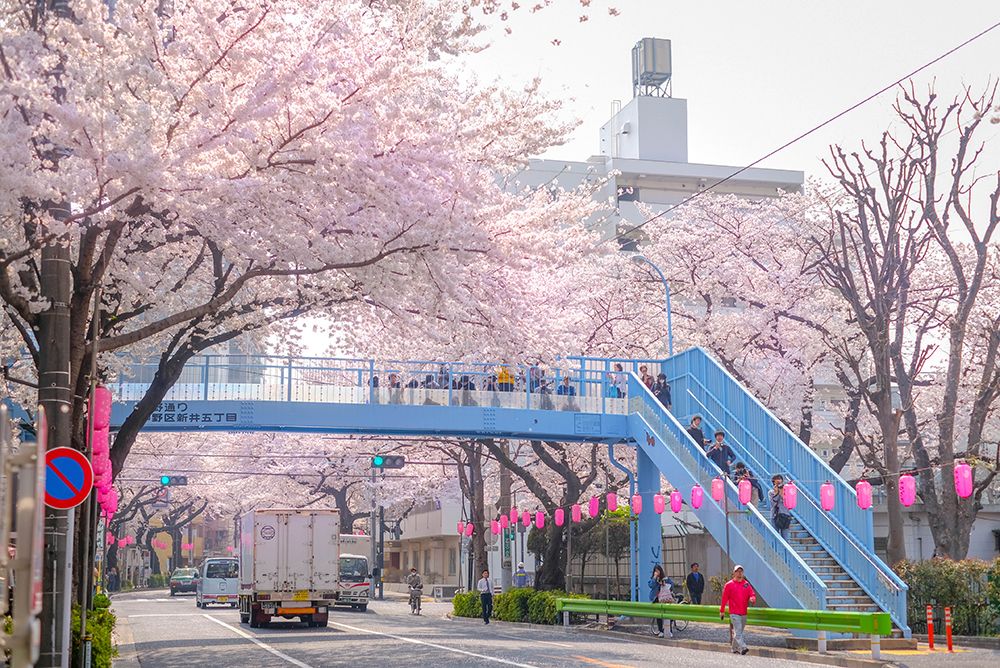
[776,513,792,530]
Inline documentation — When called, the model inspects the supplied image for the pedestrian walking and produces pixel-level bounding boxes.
[639,365,655,389]
[769,474,793,540]
[734,463,765,505]
[611,363,627,397]
[706,431,736,475]
[650,373,671,411]
[685,563,705,605]
[477,569,493,624]
[647,564,673,638]
[686,415,710,447]
[720,565,756,655]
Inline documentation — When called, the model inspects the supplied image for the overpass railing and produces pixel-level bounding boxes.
[112,356,632,414]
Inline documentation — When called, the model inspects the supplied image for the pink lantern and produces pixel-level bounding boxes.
[738,479,752,505]
[535,511,544,529]
[820,481,835,511]
[92,455,109,476]
[105,532,114,545]
[117,539,127,548]
[631,494,642,515]
[226,546,234,553]
[500,514,509,529]
[606,493,618,512]
[653,493,666,514]
[125,535,135,545]
[491,520,500,536]
[510,508,518,525]
[464,523,474,537]
[783,481,798,510]
[457,521,465,535]
[711,477,724,502]
[91,426,110,456]
[670,490,682,513]
[899,474,916,507]
[554,508,565,526]
[588,496,600,518]
[522,510,531,527]
[855,479,872,510]
[92,386,113,429]
[954,461,973,498]
[690,485,703,510]
[571,504,582,523]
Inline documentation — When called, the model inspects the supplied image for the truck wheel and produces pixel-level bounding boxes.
[240,612,250,624]
[358,604,367,612]
[311,613,329,627]
[250,604,269,628]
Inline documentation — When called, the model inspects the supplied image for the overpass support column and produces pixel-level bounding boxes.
[636,446,662,596]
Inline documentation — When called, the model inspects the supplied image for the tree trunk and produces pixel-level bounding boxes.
[535,523,566,590]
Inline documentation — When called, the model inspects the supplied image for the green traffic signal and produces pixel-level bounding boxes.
[372,455,385,467]
[160,475,171,485]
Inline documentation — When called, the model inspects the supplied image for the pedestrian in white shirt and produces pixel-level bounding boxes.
[477,569,493,624]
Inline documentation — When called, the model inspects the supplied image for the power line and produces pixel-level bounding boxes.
[609,19,1000,244]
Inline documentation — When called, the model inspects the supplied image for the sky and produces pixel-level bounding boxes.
[468,0,1000,177]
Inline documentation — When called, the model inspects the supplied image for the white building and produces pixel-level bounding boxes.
[515,38,804,247]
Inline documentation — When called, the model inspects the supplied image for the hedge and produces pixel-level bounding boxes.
[453,589,589,625]
[72,604,117,667]
[147,574,167,588]
[895,558,1000,636]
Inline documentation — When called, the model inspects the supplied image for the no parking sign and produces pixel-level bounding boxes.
[44,447,94,510]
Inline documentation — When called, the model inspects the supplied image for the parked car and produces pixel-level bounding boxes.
[169,568,199,595]
[196,558,239,608]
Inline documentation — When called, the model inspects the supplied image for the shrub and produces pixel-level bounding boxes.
[527,590,588,625]
[895,558,1000,636]
[92,593,111,610]
[493,588,533,622]
[71,604,117,667]
[147,574,167,589]
[452,591,481,619]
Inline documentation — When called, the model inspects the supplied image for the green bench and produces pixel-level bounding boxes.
[555,598,892,659]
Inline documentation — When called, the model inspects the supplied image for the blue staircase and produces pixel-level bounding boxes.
[660,348,909,635]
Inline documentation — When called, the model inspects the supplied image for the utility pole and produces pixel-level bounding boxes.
[377,506,384,600]
[498,441,512,592]
[39,222,75,668]
[369,467,376,600]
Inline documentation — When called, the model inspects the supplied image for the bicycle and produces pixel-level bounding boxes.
[648,592,690,636]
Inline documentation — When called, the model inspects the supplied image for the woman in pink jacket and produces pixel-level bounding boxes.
[720,565,756,654]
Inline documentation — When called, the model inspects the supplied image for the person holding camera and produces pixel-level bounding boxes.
[769,474,793,540]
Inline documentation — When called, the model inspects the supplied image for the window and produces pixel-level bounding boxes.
[448,548,457,576]
[204,561,238,578]
[617,186,640,202]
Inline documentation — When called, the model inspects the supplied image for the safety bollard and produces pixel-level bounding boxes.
[817,630,827,654]
[870,633,881,660]
[926,604,934,651]
[563,610,569,628]
[945,607,953,652]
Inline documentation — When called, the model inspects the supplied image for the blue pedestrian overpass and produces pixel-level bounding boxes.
[107,347,909,635]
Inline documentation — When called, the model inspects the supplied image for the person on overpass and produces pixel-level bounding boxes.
[720,565,756,655]
[651,373,671,411]
[686,415,710,447]
[514,562,528,588]
[769,474,793,540]
[733,462,765,505]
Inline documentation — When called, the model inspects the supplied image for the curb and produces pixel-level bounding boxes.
[913,633,1000,650]
[111,615,140,668]
[446,614,889,668]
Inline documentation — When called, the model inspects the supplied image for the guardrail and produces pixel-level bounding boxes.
[555,598,892,658]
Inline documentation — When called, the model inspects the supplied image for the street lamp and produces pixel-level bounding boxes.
[630,254,674,356]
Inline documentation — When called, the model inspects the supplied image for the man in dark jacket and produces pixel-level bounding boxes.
[706,430,736,474]
[686,415,709,447]
[685,562,705,604]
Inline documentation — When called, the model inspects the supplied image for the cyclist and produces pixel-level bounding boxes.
[405,567,423,615]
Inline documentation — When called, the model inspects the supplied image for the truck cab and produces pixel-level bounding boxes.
[336,553,370,611]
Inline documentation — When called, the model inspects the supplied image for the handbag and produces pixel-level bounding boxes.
[656,584,675,603]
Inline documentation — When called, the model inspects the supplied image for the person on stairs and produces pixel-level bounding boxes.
[720,565,756,655]
[769,474,793,540]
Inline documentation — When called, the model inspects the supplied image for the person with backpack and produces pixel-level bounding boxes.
[769,474,793,539]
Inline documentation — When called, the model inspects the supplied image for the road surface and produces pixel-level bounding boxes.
[111,590,810,667]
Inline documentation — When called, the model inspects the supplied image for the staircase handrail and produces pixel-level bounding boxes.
[628,374,827,612]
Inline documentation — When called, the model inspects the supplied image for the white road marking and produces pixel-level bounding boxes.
[128,614,203,618]
[329,621,540,667]
[203,615,314,668]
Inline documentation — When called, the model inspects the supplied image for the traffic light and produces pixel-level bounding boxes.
[371,455,405,469]
[159,475,188,486]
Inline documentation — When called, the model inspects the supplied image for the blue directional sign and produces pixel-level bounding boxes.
[44,447,94,510]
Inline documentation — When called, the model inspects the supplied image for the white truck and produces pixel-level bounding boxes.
[337,534,372,611]
[238,509,340,628]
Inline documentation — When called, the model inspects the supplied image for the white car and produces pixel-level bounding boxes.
[196,558,239,608]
